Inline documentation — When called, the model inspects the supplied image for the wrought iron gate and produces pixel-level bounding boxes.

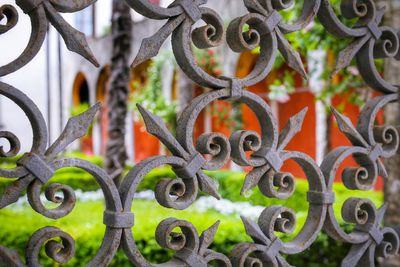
[0,0,399,266]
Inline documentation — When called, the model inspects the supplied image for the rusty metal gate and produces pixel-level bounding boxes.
[0,0,399,266]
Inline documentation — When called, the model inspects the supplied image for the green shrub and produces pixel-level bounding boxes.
[1,154,383,225]
[0,200,353,267]
[0,152,103,168]
[127,167,383,222]
[0,153,381,266]
[0,153,103,194]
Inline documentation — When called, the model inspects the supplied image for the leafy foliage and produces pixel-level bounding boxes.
[254,0,382,108]
[193,47,223,77]
[0,153,383,216]
[0,198,359,267]
[70,103,91,117]
[0,155,383,266]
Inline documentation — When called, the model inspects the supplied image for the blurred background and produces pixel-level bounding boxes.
[0,0,399,266]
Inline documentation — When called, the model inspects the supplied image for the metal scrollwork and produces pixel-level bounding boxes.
[121,216,231,266]
[321,91,399,266]
[341,202,400,267]
[0,0,399,266]
[26,227,75,267]
[0,82,123,266]
[0,4,18,35]
[318,0,400,93]
[0,0,99,77]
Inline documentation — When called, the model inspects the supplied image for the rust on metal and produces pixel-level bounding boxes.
[0,0,399,266]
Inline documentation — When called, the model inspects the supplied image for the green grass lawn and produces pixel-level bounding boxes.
[0,193,381,267]
[0,157,384,266]
[0,199,248,266]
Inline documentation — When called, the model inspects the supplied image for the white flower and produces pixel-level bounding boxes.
[347,66,360,76]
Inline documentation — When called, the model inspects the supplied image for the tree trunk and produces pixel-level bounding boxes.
[105,0,132,185]
[381,0,400,266]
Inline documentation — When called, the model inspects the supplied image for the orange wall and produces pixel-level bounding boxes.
[134,122,160,162]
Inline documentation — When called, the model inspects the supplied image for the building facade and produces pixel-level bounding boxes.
[0,0,382,188]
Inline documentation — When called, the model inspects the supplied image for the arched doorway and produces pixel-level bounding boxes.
[72,72,90,106]
[72,72,93,154]
[96,66,110,155]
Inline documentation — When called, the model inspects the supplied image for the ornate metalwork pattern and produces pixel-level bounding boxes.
[0,0,399,266]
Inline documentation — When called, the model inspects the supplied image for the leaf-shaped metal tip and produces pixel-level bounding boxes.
[377,159,388,178]
[331,107,350,128]
[63,102,100,137]
[278,107,308,150]
[331,107,369,147]
[131,16,185,68]
[331,107,354,133]
[136,104,188,158]
[331,107,352,130]
[44,3,99,67]
[240,216,253,232]
[240,179,256,196]
[240,167,266,195]
[66,34,98,66]
[91,102,102,113]
[277,31,308,80]
[46,103,101,158]
[333,50,352,76]
[199,221,220,255]
[288,107,308,133]
[293,107,308,123]
[286,50,308,80]
[331,68,340,79]
[131,36,162,68]
[79,102,101,123]
[333,35,370,77]
[136,104,166,135]
[136,103,146,114]
[241,216,269,245]
[89,54,100,67]
[376,7,386,24]
[0,177,32,209]
[198,172,221,200]
[377,203,388,224]
[64,30,99,67]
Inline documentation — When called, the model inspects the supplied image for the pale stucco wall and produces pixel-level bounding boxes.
[0,0,247,158]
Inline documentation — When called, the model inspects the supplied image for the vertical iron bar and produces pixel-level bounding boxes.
[57,34,63,133]
[46,27,52,144]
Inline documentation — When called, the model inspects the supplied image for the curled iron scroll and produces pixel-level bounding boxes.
[131,0,322,89]
[119,156,230,266]
[0,0,98,77]
[318,0,400,93]
[0,0,400,266]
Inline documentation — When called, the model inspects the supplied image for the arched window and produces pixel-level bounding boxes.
[72,72,93,154]
[72,72,90,106]
[95,66,111,155]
